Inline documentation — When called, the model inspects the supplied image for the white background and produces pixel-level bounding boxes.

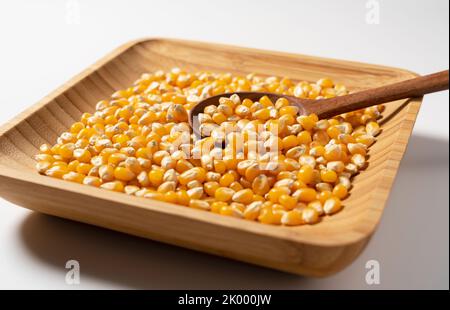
[0,0,448,289]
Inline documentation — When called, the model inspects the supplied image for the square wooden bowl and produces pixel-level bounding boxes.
[0,38,422,276]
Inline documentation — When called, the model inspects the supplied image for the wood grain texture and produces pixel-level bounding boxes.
[0,38,422,276]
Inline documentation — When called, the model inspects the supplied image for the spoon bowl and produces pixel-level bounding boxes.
[189,92,313,135]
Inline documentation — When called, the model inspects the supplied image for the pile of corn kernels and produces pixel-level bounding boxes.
[35,68,383,226]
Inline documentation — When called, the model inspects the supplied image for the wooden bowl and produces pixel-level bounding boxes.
[0,38,421,276]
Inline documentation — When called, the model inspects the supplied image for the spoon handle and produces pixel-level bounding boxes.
[309,70,449,119]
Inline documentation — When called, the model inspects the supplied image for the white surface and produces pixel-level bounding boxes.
[0,0,448,289]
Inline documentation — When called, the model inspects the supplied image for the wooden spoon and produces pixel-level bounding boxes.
[189,70,449,135]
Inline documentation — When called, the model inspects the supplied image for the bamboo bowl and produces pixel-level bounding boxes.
[0,38,422,276]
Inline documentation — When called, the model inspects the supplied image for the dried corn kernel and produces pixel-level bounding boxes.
[324,197,343,215]
[215,187,235,202]
[281,210,303,226]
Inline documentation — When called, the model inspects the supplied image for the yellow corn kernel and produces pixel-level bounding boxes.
[144,191,164,201]
[179,167,206,185]
[317,190,333,204]
[324,197,343,215]
[279,105,299,117]
[292,180,307,191]
[62,172,85,183]
[282,135,298,150]
[252,174,270,196]
[320,169,338,183]
[99,165,114,182]
[100,181,124,192]
[158,190,176,203]
[243,201,262,221]
[58,143,75,160]
[206,172,221,183]
[297,115,316,131]
[259,95,273,108]
[229,181,244,192]
[159,181,177,194]
[114,167,135,182]
[310,145,325,157]
[317,78,334,89]
[244,163,260,182]
[176,159,194,173]
[308,200,324,216]
[366,121,381,136]
[296,188,317,203]
[326,126,341,139]
[35,154,55,164]
[217,103,233,116]
[176,190,190,206]
[125,157,141,175]
[348,143,367,156]
[232,189,254,204]
[83,176,102,187]
[70,122,85,134]
[135,147,153,159]
[215,187,235,202]
[356,134,376,147]
[36,161,52,174]
[230,202,245,213]
[281,209,303,226]
[219,205,234,216]
[302,207,319,224]
[73,148,91,163]
[189,199,211,211]
[123,185,139,195]
[280,114,296,127]
[297,131,312,145]
[253,108,271,121]
[258,207,282,225]
[211,201,228,214]
[45,166,68,179]
[39,143,53,155]
[108,153,127,166]
[167,104,188,122]
[51,160,68,168]
[211,112,227,124]
[149,169,164,187]
[278,194,297,210]
[65,160,79,172]
[219,172,235,187]
[151,150,167,165]
[213,160,227,174]
[76,163,93,175]
[267,187,290,203]
[351,153,366,169]
[316,182,332,193]
[161,156,176,170]
[297,165,314,184]
[235,105,250,118]
[204,181,220,197]
[327,161,345,173]
[332,184,348,199]
[324,144,343,162]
